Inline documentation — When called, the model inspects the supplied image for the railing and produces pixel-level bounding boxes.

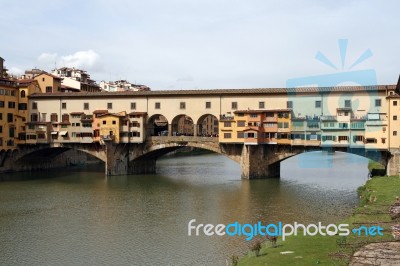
[321,116,337,121]
[147,136,218,142]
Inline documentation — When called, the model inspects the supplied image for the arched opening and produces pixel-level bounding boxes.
[196,114,219,137]
[20,90,26,98]
[171,115,194,136]
[147,114,169,136]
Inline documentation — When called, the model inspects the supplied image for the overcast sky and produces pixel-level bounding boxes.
[0,0,399,90]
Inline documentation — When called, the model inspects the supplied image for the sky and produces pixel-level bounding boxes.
[0,0,399,90]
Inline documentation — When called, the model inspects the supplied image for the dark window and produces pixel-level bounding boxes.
[206,102,211,108]
[112,120,116,125]
[345,100,351,108]
[31,113,38,122]
[237,121,245,127]
[8,102,15,108]
[84,103,89,110]
[224,122,231,127]
[107,103,112,109]
[375,99,381,107]
[7,113,13,123]
[18,103,27,110]
[180,102,186,109]
[62,102,66,109]
[224,133,231,139]
[315,101,321,108]
[0,101,4,107]
[131,102,136,110]
[46,86,52,93]
[394,131,397,136]
[394,115,398,121]
[287,101,293,108]
[102,120,106,125]
[394,101,398,106]
[237,132,244,138]
[50,113,58,122]
[155,102,161,109]
[231,102,238,109]
[259,102,265,109]
[0,113,2,120]
[61,114,69,122]
[32,102,37,109]
[20,90,26,98]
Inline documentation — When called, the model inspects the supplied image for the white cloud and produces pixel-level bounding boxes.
[9,67,23,75]
[60,50,100,69]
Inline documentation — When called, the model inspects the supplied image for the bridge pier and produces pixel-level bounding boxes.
[240,145,281,179]
[387,149,400,176]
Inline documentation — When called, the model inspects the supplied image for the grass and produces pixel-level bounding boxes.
[236,175,400,266]
[368,160,385,171]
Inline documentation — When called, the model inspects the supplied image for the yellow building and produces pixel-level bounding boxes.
[0,78,19,149]
[34,72,62,93]
[97,112,126,143]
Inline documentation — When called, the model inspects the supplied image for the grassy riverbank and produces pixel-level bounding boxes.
[237,175,400,266]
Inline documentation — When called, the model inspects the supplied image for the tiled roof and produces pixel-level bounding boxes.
[129,112,147,116]
[28,84,396,99]
[93,110,108,114]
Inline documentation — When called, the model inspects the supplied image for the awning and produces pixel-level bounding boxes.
[51,131,58,135]
[59,131,68,136]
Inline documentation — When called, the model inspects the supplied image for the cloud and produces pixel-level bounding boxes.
[9,67,23,75]
[60,50,100,69]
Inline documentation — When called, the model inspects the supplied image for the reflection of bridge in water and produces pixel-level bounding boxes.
[8,135,391,179]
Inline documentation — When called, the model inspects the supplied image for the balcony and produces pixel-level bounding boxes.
[321,116,337,121]
[219,115,234,121]
[263,117,277,122]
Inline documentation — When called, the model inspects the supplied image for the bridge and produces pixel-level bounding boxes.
[2,83,400,178]
[6,135,391,179]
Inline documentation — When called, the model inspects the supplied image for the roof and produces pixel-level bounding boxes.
[97,113,125,118]
[28,85,396,99]
[35,72,63,80]
[129,112,147,116]
[93,110,108,114]
[70,112,84,115]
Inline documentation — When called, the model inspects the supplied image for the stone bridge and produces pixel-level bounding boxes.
[2,136,394,179]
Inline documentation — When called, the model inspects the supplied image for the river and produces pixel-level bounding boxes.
[0,151,368,265]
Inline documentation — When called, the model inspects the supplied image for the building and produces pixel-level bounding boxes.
[0,57,7,78]
[52,67,101,92]
[34,72,63,93]
[99,80,150,92]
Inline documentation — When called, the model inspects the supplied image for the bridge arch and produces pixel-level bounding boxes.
[171,114,194,136]
[147,114,169,136]
[196,114,219,137]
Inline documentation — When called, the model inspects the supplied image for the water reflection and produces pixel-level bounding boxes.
[0,151,368,265]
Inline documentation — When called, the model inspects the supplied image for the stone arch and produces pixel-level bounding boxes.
[196,114,219,137]
[171,114,194,136]
[147,114,169,136]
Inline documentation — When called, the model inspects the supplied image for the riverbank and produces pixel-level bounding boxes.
[236,175,400,266]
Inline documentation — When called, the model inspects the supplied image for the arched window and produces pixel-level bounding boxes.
[20,90,26,98]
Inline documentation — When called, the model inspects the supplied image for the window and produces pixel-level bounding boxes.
[287,101,293,108]
[394,115,398,121]
[394,131,397,136]
[20,90,26,98]
[155,102,160,109]
[382,138,386,144]
[7,113,13,123]
[180,102,186,109]
[394,101,398,106]
[315,100,321,108]
[84,103,89,110]
[224,133,231,139]
[112,120,116,125]
[205,102,211,109]
[32,102,37,109]
[46,86,52,93]
[107,103,112,109]
[264,122,275,127]
[0,101,4,107]
[51,113,58,122]
[339,123,348,129]
[18,103,27,110]
[250,114,258,118]
[41,113,47,122]
[61,114,69,122]
[131,102,136,110]
[284,122,289,128]
[354,135,364,142]
[259,101,265,109]
[9,127,14,138]
[224,122,232,127]
[231,102,238,109]
[375,99,381,107]
[0,113,2,120]
[338,136,348,142]
[237,132,244,138]
[345,100,351,108]
[8,102,15,108]
[237,121,245,127]
[30,113,38,122]
[0,126,2,133]
[62,102,66,109]
[42,77,45,82]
